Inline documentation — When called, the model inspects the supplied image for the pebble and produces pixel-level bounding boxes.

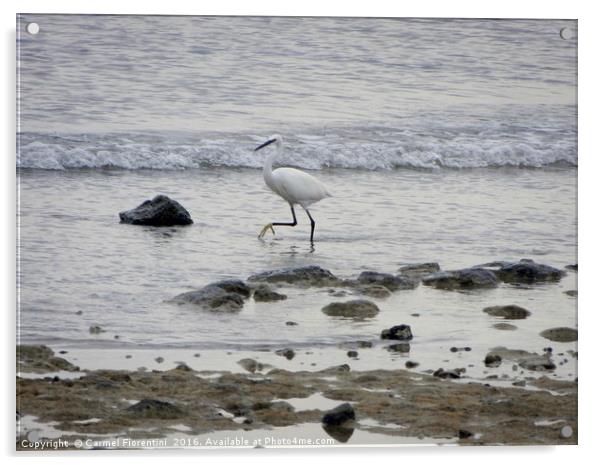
[458,429,474,439]
[275,348,295,360]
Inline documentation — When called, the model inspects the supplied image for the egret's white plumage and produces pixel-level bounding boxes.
[254,134,331,242]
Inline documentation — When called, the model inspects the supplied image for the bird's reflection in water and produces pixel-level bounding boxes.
[322,424,355,443]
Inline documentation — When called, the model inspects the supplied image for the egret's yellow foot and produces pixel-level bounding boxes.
[258,223,275,239]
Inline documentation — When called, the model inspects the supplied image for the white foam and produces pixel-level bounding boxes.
[17,125,577,171]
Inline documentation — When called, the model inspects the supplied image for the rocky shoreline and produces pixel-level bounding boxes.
[17,344,577,448]
[17,258,577,449]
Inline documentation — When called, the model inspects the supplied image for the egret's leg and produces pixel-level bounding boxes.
[305,209,316,243]
[258,205,297,239]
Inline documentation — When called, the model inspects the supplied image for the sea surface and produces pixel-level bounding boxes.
[17,15,577,382]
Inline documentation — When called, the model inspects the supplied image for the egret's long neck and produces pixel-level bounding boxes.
[263,144,281,186]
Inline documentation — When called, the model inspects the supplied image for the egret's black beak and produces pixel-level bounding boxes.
[254,138,276,152]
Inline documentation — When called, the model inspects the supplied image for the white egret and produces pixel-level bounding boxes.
[254,134,332,243]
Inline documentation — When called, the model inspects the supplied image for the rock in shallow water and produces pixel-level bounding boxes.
[494,259,566,284]
[540,327,578,343]
[322,403,355,426]
[398,262,441,279]
[322,299,380,320]
[119,195,193,226]
[487,346,556,372]
[433,368,463,379]
[381,324,413,341]
[483,304,531,320]
[484,354,502,367]
[172,279,250,312]
[275,348,295,360]
[357,271,418,291]
[237,358,266,373]
[248,265,341,287]
[422,268,499,290]
[253,284,287,302]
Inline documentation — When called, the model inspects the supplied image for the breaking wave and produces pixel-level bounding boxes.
[17,127,577,171]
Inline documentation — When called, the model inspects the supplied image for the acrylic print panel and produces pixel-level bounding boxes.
[16,15,577,450]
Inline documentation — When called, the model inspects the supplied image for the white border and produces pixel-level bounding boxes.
[3,0,601,463]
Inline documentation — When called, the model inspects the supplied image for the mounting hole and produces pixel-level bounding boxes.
[560,425,573,438]
[26,22,40,35]
[559,28,574,40]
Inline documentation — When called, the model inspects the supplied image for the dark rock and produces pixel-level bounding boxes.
[285,321,298,326]
[248,265,341,287]
[519,358,556,371]
[119,195,193,226]
[381,324,413,341]
[275,348,295,360]
[433,368,462,379]
[387,343,410,353]
[564,290,577,297]
[398,262,441,278]
[483,305,531,320]
[458,429,474,439]
[172,281,248,312]
[484,354,502,368]
[422,268,499,290]
[322,403,355,426]
[494,259,566,284]
[405,360,419,369]
[322,300,380,320]
[565,264,578,271]
[450,347,459,353]
[212,279,251,298]
[357,271,417,291]
[154,357,164,364]
[347,350,359,358]
[237,358,265,373]
[253,285,287,302]
[487,347,556,372]
[174,363,192,372]
[540,327,578,343]
[126,399,184,419]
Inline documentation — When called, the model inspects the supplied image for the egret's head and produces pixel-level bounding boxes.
[254,134,282,152]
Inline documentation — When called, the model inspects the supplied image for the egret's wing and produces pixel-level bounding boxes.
[272,168,331,204]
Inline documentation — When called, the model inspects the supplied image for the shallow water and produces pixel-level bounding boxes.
[18,167,577,381]
[17,15,577,386]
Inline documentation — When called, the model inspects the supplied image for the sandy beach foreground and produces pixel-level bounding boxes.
[16,343,577,449]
